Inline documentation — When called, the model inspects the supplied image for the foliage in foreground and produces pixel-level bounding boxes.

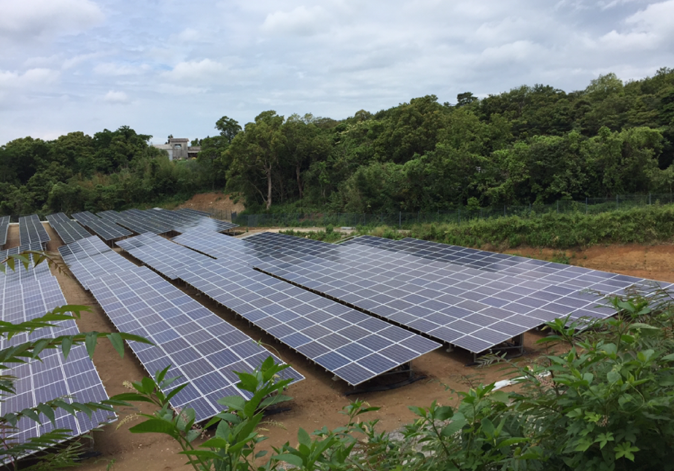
[364,203,674,249]
[118,284,674,470]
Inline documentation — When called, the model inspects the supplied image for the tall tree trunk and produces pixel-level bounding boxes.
[266,167,272,210]
[296,165,303,199]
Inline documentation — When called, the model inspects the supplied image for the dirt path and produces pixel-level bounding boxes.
[506,244,674,283]
[7,225,674,470]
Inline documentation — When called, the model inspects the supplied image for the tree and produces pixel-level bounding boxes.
[215,116,242,144]
[224,111,286,210]
[456,91,478,107]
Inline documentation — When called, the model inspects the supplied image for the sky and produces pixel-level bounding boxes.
[0,0,673,145]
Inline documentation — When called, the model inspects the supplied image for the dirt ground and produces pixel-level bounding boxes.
[176,192,246,215]
[6,224,674,470]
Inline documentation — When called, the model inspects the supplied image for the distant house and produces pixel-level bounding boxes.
[153,137,201,161]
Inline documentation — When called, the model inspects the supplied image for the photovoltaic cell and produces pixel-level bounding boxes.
[86,266,303,422]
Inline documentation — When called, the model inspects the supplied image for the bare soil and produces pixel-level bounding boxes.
[7,225,673,470]
[176,192,245,215]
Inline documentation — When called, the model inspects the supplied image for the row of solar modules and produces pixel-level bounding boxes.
[58,236,304,422]
[0,239,110,448]
[0,216,9,249]
[70,208,237,242]
[118,233,440,386]
[18,215,50,247]
[72,211,133,241]
[164,230,665,356]
[46,213,92,245]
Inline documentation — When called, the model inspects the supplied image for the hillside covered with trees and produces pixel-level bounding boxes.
[1,68,673,217]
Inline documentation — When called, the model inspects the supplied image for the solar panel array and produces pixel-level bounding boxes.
[72,211,132,241]
[81,265,304,421]
[169,231,440,385]
[0,215,9,248]
[116,232,213,279]
[58,236,138,290]
[244,232,665,354]
[98,210,172,235]
[46,213,92,245]
[1,242,111,447]
[151,208,238,233]
[18,215,50,247]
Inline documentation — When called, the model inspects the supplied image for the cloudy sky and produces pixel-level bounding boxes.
[1,0,672,145]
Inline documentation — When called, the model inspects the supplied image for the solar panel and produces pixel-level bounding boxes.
[168,233,441,385]
[0,216,9,248]
[151,209,238,233]
[177,208,211,217]
[72,211,132,241]
[58,236,138,290]
[97,210,171,235]
[86,266,304,422]
[18,215,50,247]
[247,233,667,353]
[46,213,92,245]
[0,260,112,448]
[116,233,213,279]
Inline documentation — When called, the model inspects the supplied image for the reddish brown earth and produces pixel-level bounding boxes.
[6,224,673,470]
[176,192,245,215]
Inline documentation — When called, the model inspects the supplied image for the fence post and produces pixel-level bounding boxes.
[503,205,506,217]
[586,197,588,214]
[399,211,401,229]
[649,193,651,205]
[458,208,460,224]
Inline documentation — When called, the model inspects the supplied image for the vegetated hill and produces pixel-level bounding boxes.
[2,68,673,217]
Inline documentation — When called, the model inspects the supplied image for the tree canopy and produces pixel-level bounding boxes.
[2,68,674,216]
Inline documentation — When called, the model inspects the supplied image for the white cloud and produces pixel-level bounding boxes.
[103,90,130,104]
[0,0,104,40]
[0,0,673,144]
[596,0,674,50]
[94,62,150,76]
[0,68,59,89]
[261,6,331,36]
[177,28,200,42]
[160,59,253,86]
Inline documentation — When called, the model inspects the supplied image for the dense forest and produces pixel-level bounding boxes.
[1,68,673,216]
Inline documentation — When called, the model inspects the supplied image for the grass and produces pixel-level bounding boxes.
[360,204,674,250]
